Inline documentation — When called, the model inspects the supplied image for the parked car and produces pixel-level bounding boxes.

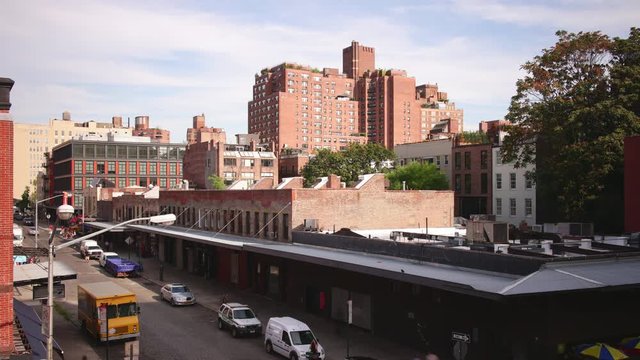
[23,217,34,226]
[13,213,23,221]
[99,252,119,267]
[161,283,196,306]
[218,302,262,337]
[27,226,39,235]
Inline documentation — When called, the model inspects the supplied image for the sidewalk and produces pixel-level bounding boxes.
[136,255,425,360]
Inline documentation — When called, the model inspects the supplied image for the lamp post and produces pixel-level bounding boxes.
[46,193,74,360]
[35,193,70,249]
[45,211,176,360]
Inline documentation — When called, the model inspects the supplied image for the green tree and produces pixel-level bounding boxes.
[208,174,226,190]
[501,29,640,231]
[386,162,449,190]
[459,131,489,144]
[16,186,31,211]
[302,143,395,187]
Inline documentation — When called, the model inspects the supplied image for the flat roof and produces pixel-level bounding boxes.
[78,281,134,298]
[96,223,640,298]
[13,262,77,286]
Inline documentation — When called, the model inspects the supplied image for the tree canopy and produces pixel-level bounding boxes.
[301,143,395,187]
[208,174,226,190]
[16,186,31,211]
[386,162,449,190]
[501,28,640,230]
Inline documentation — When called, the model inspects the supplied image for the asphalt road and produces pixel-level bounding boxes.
[14,228,290,360]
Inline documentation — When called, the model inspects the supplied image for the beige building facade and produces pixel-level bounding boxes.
[13,112,131,199]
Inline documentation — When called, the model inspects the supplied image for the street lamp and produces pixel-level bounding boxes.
[45,210,176,360]
[35,193,71,249]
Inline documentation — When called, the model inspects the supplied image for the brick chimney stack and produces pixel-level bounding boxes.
[0,77,15,357]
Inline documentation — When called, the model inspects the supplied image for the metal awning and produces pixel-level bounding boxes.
[84,221,134,233]
[14,299,64,359]
[13,262,77,287]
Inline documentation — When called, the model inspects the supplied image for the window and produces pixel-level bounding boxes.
[169,163,177,175]
[129,162,137,175]
[510,198,517,216]
[74,177,83,190]
[139,162,147,175]
[118,162,126,175]
[464,174,471,194]
[454,174,461,192]
[242,159,255,167]
[525,176,533,189]
[525,198,532,216]
[454,152,461,170]
[496,198,502,215]
[241,172,255,179]
[74,161,83,174]
[149,162,157,174]
[261,159,273,167]
[118,178,126,188]
[159,178,167,188]
[159,163,166,175]
[480,150,488,169]
[85,162,94,174]
[108,161,116,174]
[444,155,449,165]
[510,173,516,189]
[223,158,237,166]
[97,163,105,174]
[480,173,488,194]
[464,152,471,170]
[128,178,137,186]
[496,173,502,189]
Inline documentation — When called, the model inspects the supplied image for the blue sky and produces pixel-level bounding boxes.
[2,0,639,143]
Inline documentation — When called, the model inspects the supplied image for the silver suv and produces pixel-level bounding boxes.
[217,302,262,337]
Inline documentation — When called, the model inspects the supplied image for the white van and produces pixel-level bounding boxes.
[80,240,103,259]
[264,317,325,360]
[13,224,23,247]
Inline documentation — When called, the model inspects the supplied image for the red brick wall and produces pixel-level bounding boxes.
[0,105,14,353]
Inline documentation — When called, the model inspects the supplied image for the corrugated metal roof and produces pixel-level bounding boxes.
[110,224,640,298]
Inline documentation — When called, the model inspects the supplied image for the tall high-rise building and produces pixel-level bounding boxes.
[343,40,375,79]
[248,64,366,153]
[248,41,463,153]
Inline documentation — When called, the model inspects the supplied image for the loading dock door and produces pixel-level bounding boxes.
[330,287,372,330]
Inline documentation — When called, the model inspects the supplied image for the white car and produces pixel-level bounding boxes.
[99,252,119,267]
[27,226,39,235]
[161,283,196,306]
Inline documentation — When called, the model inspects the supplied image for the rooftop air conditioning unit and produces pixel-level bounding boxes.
[304,219,318,231]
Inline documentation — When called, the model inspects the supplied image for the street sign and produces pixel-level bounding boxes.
[125,236,133,245]
[452,331,471,343]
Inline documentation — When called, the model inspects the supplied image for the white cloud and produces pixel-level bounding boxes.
[451,0,640,34]
[1,0,638,141]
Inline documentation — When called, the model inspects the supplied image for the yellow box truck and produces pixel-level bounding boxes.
[78,281,140,342]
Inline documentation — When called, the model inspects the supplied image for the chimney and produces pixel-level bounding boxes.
[327,174,341,189]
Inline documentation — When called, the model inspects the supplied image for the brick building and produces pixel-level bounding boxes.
[248,41,463,154]
[183,134,277,189]
[159,173,452,242]
[0,78,14,356]
[186,114,226,145]
[452,141,493,218]
[625,135,640,232]
[131,115,170,143]
[278,151,310,182]
[48,136,185,213]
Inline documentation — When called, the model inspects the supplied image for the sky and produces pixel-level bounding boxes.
[2,0,639,144]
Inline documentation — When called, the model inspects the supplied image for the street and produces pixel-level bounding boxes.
[14,224,423,360]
